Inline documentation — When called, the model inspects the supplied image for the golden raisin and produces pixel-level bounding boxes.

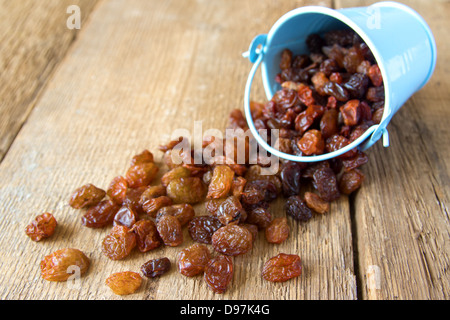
[265,217,290,244]
[105,271,142,295]
[102,225,136,260]
[262,253,302,282]
[177,243,211,277]
[69,184,106,209]
[40,248,90,282]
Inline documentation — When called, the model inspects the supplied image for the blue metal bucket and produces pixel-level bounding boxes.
[243,1,437,162]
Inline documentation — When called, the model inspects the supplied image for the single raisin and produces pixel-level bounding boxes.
[285,195,312,222]
[25,213,57,242]
[166,177,207,204]
[126,162,159,188]
[40,248,90,282]
[340,99,361,126]
[304,192,330,214]
[262,253,302,282]
[280,161,303,197]
[156,214,183,247]
[265,217,290,244]
[188,216,223,244]
[113,205,138,228]
[245,207,272,229]
[130,149,154,166]
[214,196,245,225]
[297,129,325,156]
[102,225,136,260]
[206,165,235,199]
[69,183,106,209]
[161,166,191,187]
[141,257,171,278]
[81,199,120,228]
[106,176,128,205]
[130,219,162,252]
[204,255,233,294]
[177,243,211,277]
[339,169,365,195]
[211,224,253,256]
[312,167,341,202]
[106,271,142,295]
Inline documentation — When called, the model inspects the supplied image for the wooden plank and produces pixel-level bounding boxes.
[0,0,359,300]
[335,0,450,299]
[0,0,99,161]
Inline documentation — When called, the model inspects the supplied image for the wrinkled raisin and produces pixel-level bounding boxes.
[25,213,57,242]
[106,176,128,205]
[280,161,303,197]
[206,165,235,199]
[204,255,233,294]
[130,219,162,252]
[188,216,223,244]
[339,168,365,194]
[212,224,253,256]
[166,177,207,204]
[141,257,171,278]
[126,162,159,188]
[304,192,330,214]
[297,129,325,155]
[106,271,142,295]
[102,225,136,260]
[312,167,341,202]
[161,166,191,187]
[245,207,272,229]
[82,199,120,228]
[156,214,183,247]
[177,243,211,277]
[130,150,154,166]
[262,253,302,282]
[40,248,90,282]
[69,184,106,209]
[265,217,290,244]
[113,205,138,228]
[285,195,312,222]
[214,196,245,225]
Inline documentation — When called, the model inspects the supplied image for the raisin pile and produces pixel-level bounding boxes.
[29,28,377,296]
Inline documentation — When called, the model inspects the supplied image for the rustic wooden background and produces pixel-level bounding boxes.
[0,0,448,300]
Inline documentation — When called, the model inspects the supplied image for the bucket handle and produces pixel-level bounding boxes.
[242,34,390,162]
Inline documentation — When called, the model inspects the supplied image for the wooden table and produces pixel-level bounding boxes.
[0,0,448,300]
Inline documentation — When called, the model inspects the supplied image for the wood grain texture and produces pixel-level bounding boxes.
[0,0,99,161]
[0,0,360,300]
[335,0,450,299]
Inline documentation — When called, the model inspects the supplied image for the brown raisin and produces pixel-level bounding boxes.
[156,214,183,247]
[312,167,341,202]
[69,184,106,209]
[126,162,159,188]
[81,199,120,228]
[188,216,223,244]
[155,203,195,226]
[285,195,312,222]
[262,253,302,282]
[113,205,138,228]
[304,192,330,214]
[339,168,365,195]
[40,248,90,282]
[102,225,136,260]
[166,177,207,204]
[340,99,361,126]
[212,224,253,256]
[297,129,325,156]
[204,255,233,294]
[141,257,171,278]
[320,108,339,139]
[130,219,162,252]
[130,149,154,166]
[106,271,142,295]
[25,213,57,242]
[214,196,245,225]
[106,176,128,205]
[245,207,272,229]
[177,243,211,277]
[161,166,191,187]
[206,165,235,199]
[265,217,290,244]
